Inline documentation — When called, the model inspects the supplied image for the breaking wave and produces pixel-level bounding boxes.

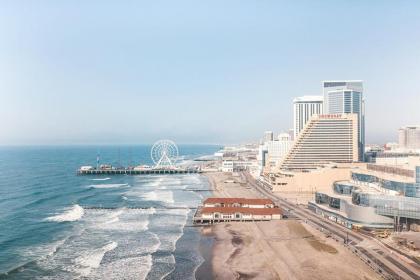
[90,177,111,181]
[89,183,129,189]
[45,204,84,222]
[140,190,174,204]
[73,241,118,277]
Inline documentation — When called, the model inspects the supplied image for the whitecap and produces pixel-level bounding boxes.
[86,208,155,232]
[90,177,111,181]
[95,218,150,232]
[45,205,84,222]
[140,191,174,204]
[89,184,129,189]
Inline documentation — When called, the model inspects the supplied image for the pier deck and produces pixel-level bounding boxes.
[77,168,201,175]
[82,206,197,210]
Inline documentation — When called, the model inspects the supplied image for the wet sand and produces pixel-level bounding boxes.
[195,226,215,280]
[196,172,380,280]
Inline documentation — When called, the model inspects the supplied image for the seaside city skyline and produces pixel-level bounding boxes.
[1,2,420,280]
[1,1,420,145]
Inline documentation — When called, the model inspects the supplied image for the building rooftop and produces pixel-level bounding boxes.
[400,125,420,129]
[355,165,415,183]
[203,197,274,205]
[335,180,400,196]
[293,95,323,103]
[201,207,283,215]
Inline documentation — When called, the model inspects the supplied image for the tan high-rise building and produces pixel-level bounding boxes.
[398,126,420,150]
[280,114,359,170]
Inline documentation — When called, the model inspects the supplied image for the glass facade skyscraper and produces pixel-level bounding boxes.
[416,166,420,184]
[323,81,365,161]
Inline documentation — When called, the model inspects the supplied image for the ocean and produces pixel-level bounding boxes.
[0,145,219,279]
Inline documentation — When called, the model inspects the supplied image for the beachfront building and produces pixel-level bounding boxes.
[257,141,269,174]
[257,132,293,174]
[323,81,365,161]
[196,207,283,223]
[203,197,275,208]
[264,131,274,143]
[280,114,359,171]
[194,197,282,224]
[221,157,257,173]
[293,95,323,139]
[309,163,420,230]
[263,162,361,193]
[266,133,293,167]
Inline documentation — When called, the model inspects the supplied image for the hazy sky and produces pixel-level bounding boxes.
[1,1,420,145]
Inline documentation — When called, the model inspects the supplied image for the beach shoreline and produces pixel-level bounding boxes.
[194,226,215,280]
[194,172,217,280]
[195,172,381,280]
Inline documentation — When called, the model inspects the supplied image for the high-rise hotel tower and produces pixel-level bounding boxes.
[399,126,420,150]
[281,114,359,170]
[293,96,323,140]
[323,81,365,161]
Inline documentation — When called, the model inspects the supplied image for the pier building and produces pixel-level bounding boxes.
[193,197,283,224]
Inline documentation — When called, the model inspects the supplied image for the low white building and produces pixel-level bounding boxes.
[221,160,234,172]
[221,158,257,173]
[80,166,94,171]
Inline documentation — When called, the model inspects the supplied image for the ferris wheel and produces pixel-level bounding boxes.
[151,140,179,168]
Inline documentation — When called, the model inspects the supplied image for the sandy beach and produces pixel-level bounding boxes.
[197,172,381,280]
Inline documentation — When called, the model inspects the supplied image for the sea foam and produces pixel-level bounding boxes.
[141,191,174,204]
[74,241,118,277]
[89,183,129,189]
[45,205,84,222]
[91,255,153,280]
[90,177,111,181]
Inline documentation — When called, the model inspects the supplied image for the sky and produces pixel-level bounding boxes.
[1,0,420,145]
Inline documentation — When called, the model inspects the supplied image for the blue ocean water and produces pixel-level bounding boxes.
[0,145,219,279]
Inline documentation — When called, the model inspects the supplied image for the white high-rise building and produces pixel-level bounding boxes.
[399,126,420,150]
[323,80,364,161]
[263,131,274,143]
[293,96,323,139]
[257,142,268,174]
[267,133,293,167]
[288,128,295,141]
[281,114,359,170]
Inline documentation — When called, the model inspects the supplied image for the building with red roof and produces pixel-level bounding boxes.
[194,197,283,224]
[203,197,275,208]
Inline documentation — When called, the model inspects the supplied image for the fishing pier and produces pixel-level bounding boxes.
[77,168,201,175]
[77,140,203,176]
